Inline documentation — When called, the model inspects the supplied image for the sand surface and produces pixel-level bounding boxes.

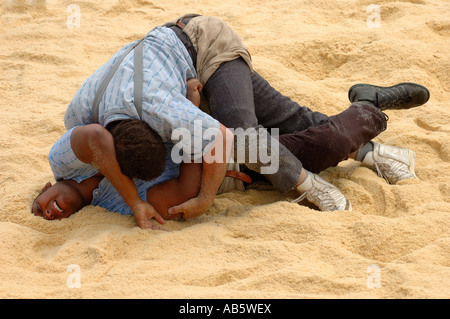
[0,0,449,298]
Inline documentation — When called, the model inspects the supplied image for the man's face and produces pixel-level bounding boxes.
[31,182,84,220]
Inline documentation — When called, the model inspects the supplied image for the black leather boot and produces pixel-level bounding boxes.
[348,82,430,110]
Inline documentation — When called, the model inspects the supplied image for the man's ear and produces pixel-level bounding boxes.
[196,81,203,94]
[42,182,52,192]
[193,79,202,93]
[187,78,202,93]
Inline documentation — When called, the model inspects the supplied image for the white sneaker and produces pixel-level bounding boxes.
[291,172,352,211]
[362,142,416,184]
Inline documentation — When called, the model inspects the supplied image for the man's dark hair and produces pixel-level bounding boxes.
[107,119,166,181]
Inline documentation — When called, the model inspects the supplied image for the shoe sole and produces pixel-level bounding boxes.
[310,175,353,212]
[348,82,430,106]
[292,175,353,212]
[408,149,416,178]
[298,196,353,212]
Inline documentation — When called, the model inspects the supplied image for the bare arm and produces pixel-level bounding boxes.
[147,162,202,220]
[168,123,233,219]
[70,124,165,230]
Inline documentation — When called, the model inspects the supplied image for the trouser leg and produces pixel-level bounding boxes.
[251,70,329,132]
[202,58,302,193]
[278,102,388,173]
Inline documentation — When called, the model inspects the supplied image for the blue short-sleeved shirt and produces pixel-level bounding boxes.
[64,26,219,161]
[49,127,180,215]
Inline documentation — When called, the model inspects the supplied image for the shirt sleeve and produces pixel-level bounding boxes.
[161,96,220,162]
[48,127,99,183]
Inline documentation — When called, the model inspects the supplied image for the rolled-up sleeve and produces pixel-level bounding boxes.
[160,97,220,162]
[48,127,99,183]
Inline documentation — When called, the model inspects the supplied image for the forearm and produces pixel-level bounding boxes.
[197,161,227,203]
[102,161,142,209]
[195,124,233,211]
